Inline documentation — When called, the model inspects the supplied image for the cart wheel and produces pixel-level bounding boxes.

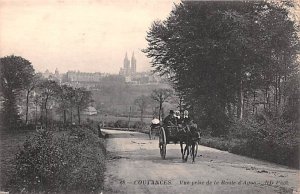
[159,127,166,159]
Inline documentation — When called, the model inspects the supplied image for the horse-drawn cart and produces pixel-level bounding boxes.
[158,125,199,162]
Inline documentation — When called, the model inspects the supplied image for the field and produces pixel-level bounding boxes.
[91,82,177,117]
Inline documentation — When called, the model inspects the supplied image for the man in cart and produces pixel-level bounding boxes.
[163,110,178,140]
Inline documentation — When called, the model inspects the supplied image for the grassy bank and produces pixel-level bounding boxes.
[0,125,106,193]
[0,129,35,191]
[200,135,299,169]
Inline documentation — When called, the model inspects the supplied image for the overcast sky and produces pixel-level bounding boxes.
[1,0,299,74]
[0,0,179,74]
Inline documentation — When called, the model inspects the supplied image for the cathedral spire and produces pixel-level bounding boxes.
[123,52,130,75]
[131,51,136,74]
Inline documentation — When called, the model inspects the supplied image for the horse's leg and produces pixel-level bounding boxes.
[184,141,189,162]
[185,145,189,162]
[180,141,184,160]
[191,142,195,163]
[181,141,187,162]
[185,136,191,162]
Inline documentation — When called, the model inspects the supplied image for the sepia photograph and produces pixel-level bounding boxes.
[0,0,299,193]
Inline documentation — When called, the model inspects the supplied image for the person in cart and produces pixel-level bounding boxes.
[163,110,177,126]
[163,110,178,140]
[182,110,190,127]
[149,115,161,139]
[150,116,160,128]
[182,110,200,140]
[175,110,181,124]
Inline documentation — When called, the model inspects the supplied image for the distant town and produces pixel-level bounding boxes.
[41,52,164,90]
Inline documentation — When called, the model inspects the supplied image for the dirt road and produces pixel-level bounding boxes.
[102,129,299,194]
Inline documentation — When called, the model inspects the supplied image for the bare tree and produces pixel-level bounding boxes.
[151,89,173,120]
[74,88,91,124]
[134,95,150,122]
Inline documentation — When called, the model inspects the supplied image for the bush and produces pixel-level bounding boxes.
[199,114,299,168]
[114,120,128,128]
[132,121,146,129]
[106,121,115,128]
[228,115,299,168]
[8,126,106,193]
[200,137,231,151]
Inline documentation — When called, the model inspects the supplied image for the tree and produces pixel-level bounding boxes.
[144,1,299,136]
[74,88,91,124]
[56,85,75,124]
[150,89,173,120]
[134,95,150,122]
[0,55,34,129]
[24,74,41,124]
[38,79,60,128]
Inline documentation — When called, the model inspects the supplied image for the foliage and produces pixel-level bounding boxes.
[56,84,75,124]
[74,87,92,124]
[0,54,94,129]
[144,1,299,136]
[230,115,298,167]
[37,79,60,127]
[24,74,42,124]
[114,120,129,128]
[199,137,234,152]
[8,127,106,193]
[0,55,35,130]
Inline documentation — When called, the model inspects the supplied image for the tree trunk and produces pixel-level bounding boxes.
[40,105,44,126]
[159,102,162,121]
[253,91,256,114]
[77,106,81,124]
[45,100,48,128]
[237,80,243,120]
[274,75,278,112]
[179,96,183,113]
[25,90,30,124]
[63,110,66,124]
[70,108,73,124]
[278,75,281,106]
[264,87,268,110]
[226,103,232,116]
[161,107,165,120]
[35,103,38,126]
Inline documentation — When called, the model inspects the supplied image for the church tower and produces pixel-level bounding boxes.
[131,52,136,74]
[123,52,130,75]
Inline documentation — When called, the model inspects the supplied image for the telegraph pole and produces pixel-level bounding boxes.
[128,106,131,130]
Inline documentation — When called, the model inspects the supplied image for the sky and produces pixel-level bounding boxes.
[0,0,179,74]
[1,0,299,74]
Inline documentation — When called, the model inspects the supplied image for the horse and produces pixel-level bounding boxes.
[179,124,200,163]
